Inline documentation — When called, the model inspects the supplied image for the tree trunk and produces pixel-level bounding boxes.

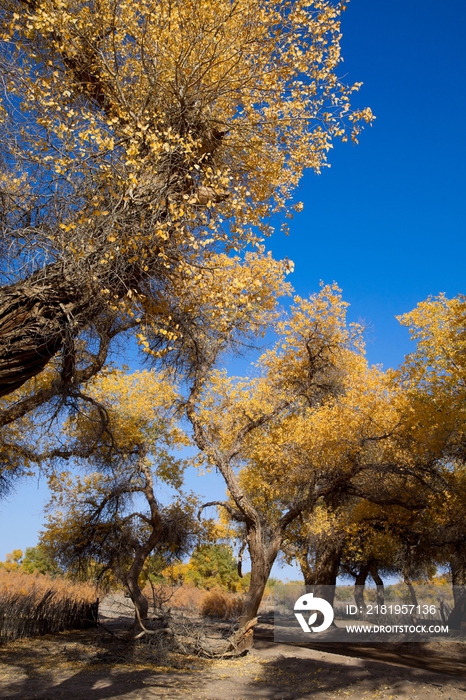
[126,575,149,625]
[0,264,101,398]
[403,570,418,608]
[449,551,466,628]
[0,243,148,400]
[235,526,279,651]
[447,589,466,630]
[123,548,150,628]
[369,565,384,606]
[124,455,164,631]
[450,551,466,605]
[301,539,342,609]
[354,564,369,612]
[299,554,313,588]
[238,533,277,628]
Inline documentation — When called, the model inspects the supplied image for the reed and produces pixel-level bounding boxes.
[0,571,98,642]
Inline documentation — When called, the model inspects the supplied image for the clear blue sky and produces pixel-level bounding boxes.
[1,0,465,578]
[269,0,466,371]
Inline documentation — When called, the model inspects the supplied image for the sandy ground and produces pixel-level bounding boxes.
[1,600,466,699]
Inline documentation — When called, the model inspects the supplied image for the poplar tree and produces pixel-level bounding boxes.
[0,0,372,398]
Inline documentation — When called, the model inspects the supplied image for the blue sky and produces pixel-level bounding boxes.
[1,0,465,579]
[269,0,466,371]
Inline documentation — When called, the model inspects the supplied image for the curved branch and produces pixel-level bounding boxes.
[0,313,130,428]
[198,500,246,523]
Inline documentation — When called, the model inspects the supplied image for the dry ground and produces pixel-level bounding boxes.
[1,599,466,700]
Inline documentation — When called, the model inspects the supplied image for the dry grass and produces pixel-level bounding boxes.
[143,583,245,621]
[0,570,98,642]
[141,581,277,620]
[200,589,244,620]
[167,584,209,612]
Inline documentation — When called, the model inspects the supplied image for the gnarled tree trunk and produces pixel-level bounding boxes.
[300,539,342,609]
[122,550,150,627]
[448,550,466,629]
[450,550,466,604]
[238,527,278,629]
[233,525,280,653]
[0,264,101,398]
[0,244,152,400]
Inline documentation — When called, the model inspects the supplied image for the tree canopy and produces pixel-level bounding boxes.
[40,368,202,625]
[0,0,373,399]
[186,284,436,636]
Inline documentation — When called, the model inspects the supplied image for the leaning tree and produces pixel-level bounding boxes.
[0,0,373,399]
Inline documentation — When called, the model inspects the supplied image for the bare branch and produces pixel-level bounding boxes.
[198,500,246,523]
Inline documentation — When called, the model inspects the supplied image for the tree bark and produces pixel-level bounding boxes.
[119,453,164,631]
[447,590,466,630]
[0,264,101,398]
[403,569,418,608]
[237,525,279,631]
[449,550,466,630]
[369,565,385,606]
[0,228,162,400]
[450,550,466,605]
[354,564,369,612]
[299,539,342,609]
[123,551,150,625]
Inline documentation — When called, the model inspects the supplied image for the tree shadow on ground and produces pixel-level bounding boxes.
[254,622,466,676]
[0,624,200,699]
[241,641,466,700]
[2,620,466,700]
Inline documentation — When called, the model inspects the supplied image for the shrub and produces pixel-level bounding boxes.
[201,589,244,620]
[184,545,242,591]
[169,584,208,612]
[272,582,305,612]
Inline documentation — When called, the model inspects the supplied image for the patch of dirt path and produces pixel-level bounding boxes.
[1,615,466,699]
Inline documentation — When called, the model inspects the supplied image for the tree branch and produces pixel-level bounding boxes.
[198,500,246,523]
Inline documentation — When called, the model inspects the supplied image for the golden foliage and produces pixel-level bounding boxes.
[1,0,372,246]
[398,294,466,446]
[193,284,410,520]
[0,0,372,366]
